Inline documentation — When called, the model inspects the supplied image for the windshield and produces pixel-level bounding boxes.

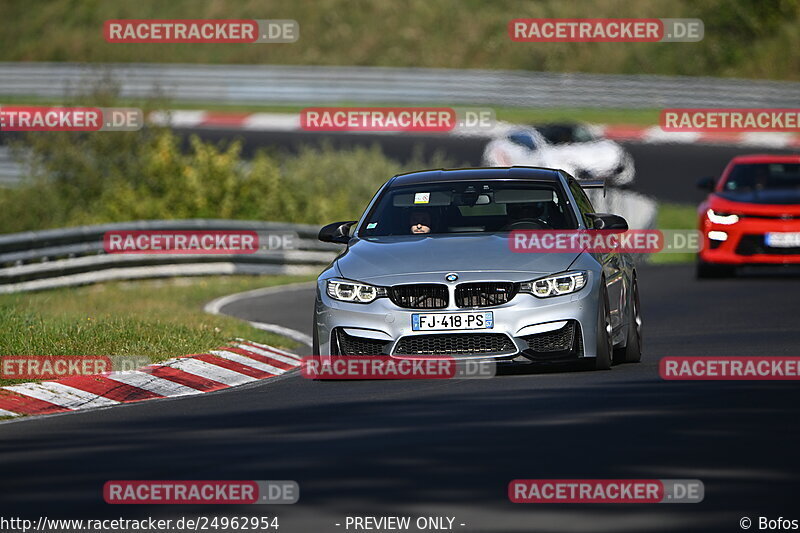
[360,180,577,236]
[723,163,800,192]
[538,124,598,144]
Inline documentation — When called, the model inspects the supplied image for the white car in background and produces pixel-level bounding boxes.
[483,123,635,187]
[481,123,655,230]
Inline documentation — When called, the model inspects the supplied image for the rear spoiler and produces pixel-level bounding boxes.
[577,177,606,197]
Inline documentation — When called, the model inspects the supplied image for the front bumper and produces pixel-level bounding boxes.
[314,273,601,362]
[699,217,800,265]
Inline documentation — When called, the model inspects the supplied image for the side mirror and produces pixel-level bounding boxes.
[696,176,715,191]
[587,213,628,231]
[318,221,357,244]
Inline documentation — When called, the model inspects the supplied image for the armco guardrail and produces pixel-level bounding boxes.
[1,62,799,108]
[0,219,341,293]
[0,146,24,187]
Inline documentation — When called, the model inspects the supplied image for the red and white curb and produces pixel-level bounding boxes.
[0,340,301,418]
[149,110,800,149]
[598,124,800,149]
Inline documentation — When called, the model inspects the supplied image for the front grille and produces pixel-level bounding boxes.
[335,329,389,355]
[735,234,800,256]
[455,282,518,308]
[522,321,583,357]
[389,284,448,309]
[394,333,515,356]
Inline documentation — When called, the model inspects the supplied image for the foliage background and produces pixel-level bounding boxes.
[0,0,797,80]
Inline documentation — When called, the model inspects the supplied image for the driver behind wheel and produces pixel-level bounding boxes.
[409,209,433,234]
[506,202,546,227]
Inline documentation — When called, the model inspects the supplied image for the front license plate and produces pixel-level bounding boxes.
[412,312,494,331]
[766,232,800,248]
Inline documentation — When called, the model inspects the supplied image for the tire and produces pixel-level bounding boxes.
[614,276,642,363]
[593,283,613,370]
[696,259,735,279]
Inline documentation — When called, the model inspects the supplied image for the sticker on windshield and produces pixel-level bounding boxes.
[414,192,430,204]
[366,222,377,229]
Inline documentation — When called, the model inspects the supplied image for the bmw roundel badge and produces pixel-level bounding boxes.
[445,273,459,282]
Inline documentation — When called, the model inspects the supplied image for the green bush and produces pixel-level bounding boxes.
[1,122,453,232]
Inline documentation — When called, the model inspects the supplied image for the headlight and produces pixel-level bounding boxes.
[520,271,587,298]
[707,209,739,225]
[326,279,386,303]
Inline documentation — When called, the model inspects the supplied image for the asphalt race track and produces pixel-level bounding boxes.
[2,264,800,532]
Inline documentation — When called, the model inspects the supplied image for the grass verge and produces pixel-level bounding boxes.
[0,96,662,126]
[651,202,698,265]
[0,274,316,387]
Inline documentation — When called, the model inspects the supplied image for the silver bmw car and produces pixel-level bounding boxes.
[313,167,642,370]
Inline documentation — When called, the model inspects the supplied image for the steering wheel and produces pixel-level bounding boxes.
[503,218,553,230]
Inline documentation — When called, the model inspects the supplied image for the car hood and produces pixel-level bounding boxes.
[541,140,626,175]
[483,138,626,178]
[335,234,581,284]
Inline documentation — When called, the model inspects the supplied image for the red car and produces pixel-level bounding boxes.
[697,154,800,278]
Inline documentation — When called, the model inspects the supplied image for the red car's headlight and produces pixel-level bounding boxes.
[706,209,739,225]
